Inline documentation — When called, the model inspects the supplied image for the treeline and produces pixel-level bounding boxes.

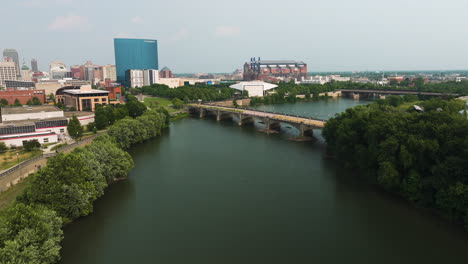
[0,109,168,262]
[278,80,468,96]
[130,83,237,102]
[323,98,468,229]
[0,97,42,107]
[93,94,169,131]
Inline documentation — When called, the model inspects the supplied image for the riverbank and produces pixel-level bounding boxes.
[0,110,168,263]
[60,114,468,264]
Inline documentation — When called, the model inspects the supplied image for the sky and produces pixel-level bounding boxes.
[2,0,468,73]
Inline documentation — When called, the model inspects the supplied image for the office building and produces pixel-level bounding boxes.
[2,49,20,77]
[56,85,110,111]
[71,65,81,79]
[126,69,159,88]
[31,59,39,72]
[102,65,117,81]
[0,106,65,146]
[114,38,159,86]
[0,58,17,88]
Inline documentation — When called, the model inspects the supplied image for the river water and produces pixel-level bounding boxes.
[60,98,468,264]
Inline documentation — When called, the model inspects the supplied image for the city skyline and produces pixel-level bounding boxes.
[2,0,468,73]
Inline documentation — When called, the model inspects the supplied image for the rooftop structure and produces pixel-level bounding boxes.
[230,81,278,97]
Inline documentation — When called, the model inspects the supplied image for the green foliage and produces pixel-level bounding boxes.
[233,99,239,108]
[0,105,166,263]
[67,116,83,140]
[0,142,8,153]
[171,98,184,109]
[108,110,167,149]
[0,203,63,264]
[87,122,97,133]
[126,95,147,118]
[323,97,468,228]
[0,99,8,107]
[23,140,41,152]
[13,99,21,106]
[135,83,236,102]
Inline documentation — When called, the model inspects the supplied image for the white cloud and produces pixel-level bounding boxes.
[215,26,241,37]
[131,16,144,24]
[48,15,91,32]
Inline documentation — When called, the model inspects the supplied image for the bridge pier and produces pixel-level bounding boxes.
[265,118,281,132]
[216,110,232,122]
[238,114,254,126]
[297,123,314,137]
[352,93,360,100]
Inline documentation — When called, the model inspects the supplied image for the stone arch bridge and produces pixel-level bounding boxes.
[187,104,326,137]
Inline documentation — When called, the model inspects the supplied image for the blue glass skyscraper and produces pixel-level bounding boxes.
[114,38,159,86]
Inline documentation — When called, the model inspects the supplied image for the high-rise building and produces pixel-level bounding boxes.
[126,69,159,88]
[102,65,117,81]
[114,38,158,86]
[70,65,81,79]
[0,58,18,88]
[3,49,20,77]
[31,58,39,72]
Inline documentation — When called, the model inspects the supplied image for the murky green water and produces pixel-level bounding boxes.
[60,99,468,263]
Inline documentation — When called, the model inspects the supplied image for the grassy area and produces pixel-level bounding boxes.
[0,176,31,211]
[0,150,42,171]
[144,97,178,113]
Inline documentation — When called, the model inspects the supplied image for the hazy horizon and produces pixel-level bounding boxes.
[2,0,468,73]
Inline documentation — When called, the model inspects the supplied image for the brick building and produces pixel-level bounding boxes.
[0,90,46,105]
[243,58,307,81]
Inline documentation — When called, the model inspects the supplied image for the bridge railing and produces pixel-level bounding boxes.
[194,104,328,122]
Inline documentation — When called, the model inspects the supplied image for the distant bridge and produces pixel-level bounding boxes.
[339,89,459,99]
[187,104,326,137]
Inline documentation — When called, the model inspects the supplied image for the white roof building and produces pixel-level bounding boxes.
[230,81,278,97]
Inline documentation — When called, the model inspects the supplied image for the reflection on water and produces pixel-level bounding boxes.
[61,99,468,264]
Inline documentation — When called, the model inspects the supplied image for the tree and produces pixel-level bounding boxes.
[67,115,83,140]
[20,152,98,221]
[87,122,97,133]
[0,142,7,153]
[32,96,42,105]
[233,99,239,108]
[13,98,21,106]
[0,203,63,264]
[125,99,147,118]
[94,105,109,130]
[23,139,41,152]
[171,98,184,109]
[0,99,8,107]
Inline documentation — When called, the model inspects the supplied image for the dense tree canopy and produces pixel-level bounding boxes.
[323,98,468,228]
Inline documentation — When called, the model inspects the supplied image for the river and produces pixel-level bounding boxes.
[60,98,468,263]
